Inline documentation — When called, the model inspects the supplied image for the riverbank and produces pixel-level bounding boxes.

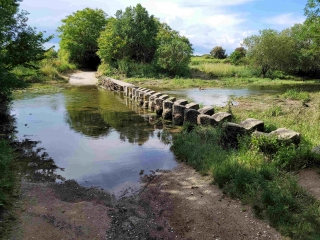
[4,72,320,239]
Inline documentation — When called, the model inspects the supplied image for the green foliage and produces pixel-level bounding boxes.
[0,0,52,101]
[210,46,227,59]
[281,89,311,102]
[57,8,108,68]
[243,29,297,77]
[98,4,193,77]
[155,23,193,76]
[229,51,245,65]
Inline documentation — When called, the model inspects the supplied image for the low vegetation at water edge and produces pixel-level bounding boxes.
[172,91,320,239]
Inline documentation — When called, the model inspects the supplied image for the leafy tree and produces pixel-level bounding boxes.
[98,4,158,65]
[57,8,108,69]
[155,23,193,76]
[229,47,246,65]
[210,46,227,59]
[0,0,52,101]
[243,29,296,77]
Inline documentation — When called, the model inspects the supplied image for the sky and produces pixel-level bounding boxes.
[20,0,307,55]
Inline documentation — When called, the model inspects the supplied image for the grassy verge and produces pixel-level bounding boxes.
[122,76,320,90]
[171,91,320,239]
[11,58,77,84]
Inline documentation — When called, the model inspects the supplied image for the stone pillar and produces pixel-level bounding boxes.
[172,104,186,126]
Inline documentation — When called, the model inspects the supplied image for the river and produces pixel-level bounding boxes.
[12,81,318,196]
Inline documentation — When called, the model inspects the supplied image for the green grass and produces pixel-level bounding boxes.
[172,126,320,239]
[11,58,76,83]
[0,140,14,207]
[172,91,320,239]
[281,89,311,102]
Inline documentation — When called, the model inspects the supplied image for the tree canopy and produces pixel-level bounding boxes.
[0,0,52,101]
[57,8,108,69]
[210,46,227,59]
[98,4,193,76]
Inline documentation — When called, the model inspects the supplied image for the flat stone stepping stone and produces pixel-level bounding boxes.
[175,99,188,106]
[239,118,264,132]
[270,128,301,144]
[198,106,214,115]
[312,146,320,155]
[168,97,176,102]
[184,109,200,125]
[159,95,169,100]
[185,102,200,110]
[211,112,232,123]
[197,114,216,126]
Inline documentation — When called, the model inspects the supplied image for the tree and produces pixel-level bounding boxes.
[0,0,52,101]
[98,4,158,65]
[155,23,193,76]
[229,47,246,65]
[57,8,108,69]
[243,29,296,77]
[210,46,227,59]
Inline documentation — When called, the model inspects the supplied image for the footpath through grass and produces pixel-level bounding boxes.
[172,90,320,239]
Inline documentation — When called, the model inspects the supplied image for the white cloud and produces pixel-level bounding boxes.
[22,0,304,54]
[264,13,305,26]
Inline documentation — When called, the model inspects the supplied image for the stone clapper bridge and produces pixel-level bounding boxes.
[99,77,301,145]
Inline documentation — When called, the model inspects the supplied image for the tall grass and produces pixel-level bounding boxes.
[11,58,76,83]
[192,63,254,78]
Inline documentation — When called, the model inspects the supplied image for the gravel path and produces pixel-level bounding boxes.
[69,71,98,85]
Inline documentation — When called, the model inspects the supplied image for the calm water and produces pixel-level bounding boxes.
[12,83,320,196]
[12,86,176,196]
[162,83,320,106]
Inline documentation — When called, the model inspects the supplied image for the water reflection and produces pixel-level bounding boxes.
[12,86,177,194]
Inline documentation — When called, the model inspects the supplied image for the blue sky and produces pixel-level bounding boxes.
[20,0,307,55]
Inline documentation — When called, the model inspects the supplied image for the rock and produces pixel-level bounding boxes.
[197,114,217,126]
[211,112,232,123]
[149,93,163,104]
[173,104,186,126]
[222,122,246,146]
[142,101,149,109]
[252,131,270,138]
[155,105,163,116]
[269,128,301,144]
[163,100,174,109]
[155,98,164,107]
[159,95,169,100]
[198,106,214,115]
[168,97,177,102]
[163,100,174,120]
[184,109,200,125]
[162,108,172,120]
[312,146,320,155]
[144,94,151,101]
[175,99,188,106]
[185,102,200,110]
[239,118,264,132]
[173,114,184,126]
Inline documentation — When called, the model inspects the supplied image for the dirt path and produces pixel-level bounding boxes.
[69,71,98,85]
[298,169,320,200]
[10,163,282,240]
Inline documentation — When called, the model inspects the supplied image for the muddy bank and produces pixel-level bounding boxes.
[9,163,281,240]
